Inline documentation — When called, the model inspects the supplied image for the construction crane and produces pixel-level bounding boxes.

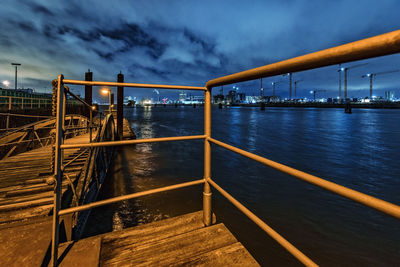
[338,64,342,100]
[361,70,400,98]
[341,63,368,100]
[310,89,326,101]
[282,73,293,99]
[294,80,302,99]
[271,81,283,97]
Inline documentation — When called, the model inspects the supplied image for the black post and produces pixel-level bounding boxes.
[84,69,93,118]
[117,72,124,139]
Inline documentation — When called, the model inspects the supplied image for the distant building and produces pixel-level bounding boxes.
[213,94,224,104]
[179,91,187,103]
[385,91,395,101]
[225,90,246,104]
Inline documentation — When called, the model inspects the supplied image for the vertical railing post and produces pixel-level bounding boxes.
[89,109,93,142]
[51,74,64,267]
[203,86,212,226]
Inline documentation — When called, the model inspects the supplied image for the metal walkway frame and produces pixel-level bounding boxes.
[50,29,400,266]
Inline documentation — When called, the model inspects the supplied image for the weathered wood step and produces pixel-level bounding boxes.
[0,216,52,267]
[0,204,53,225]
[177,241,259,266]
[56,237,102,267]
[101,223,245,266]
[101,211,210,253]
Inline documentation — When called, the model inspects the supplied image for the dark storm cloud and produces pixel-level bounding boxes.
[29,2,54,17]
[0,0,399,100]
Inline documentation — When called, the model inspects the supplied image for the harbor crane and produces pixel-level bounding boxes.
[340,63,368,100]
[294,79,302,99]
[361,70,400,98]
[271,81,283,97]
[282,73,293,99]
[310,89,326,101]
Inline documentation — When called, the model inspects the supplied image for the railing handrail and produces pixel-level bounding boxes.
[206,29,400,88]
[63,79,206,91]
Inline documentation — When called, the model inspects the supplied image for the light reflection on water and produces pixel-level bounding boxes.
[85,106,400,266]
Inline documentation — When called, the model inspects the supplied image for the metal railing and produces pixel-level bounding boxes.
[50,29,400,266]
[0,114,91,160]
[0,95,52,110]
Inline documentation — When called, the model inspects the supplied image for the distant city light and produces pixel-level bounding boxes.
[310,90,313,94]
[2,80,10,87]
[340,67,345,71]
[366,73,371,77]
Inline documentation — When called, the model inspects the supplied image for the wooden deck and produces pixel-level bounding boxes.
[0,133,92,225]
[57,211,259,266]
[0,119,259,266]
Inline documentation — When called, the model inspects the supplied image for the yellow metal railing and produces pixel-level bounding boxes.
[50,29,400,266]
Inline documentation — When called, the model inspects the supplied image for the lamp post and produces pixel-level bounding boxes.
[11,63,21,90]
[2,80,10,87]
[101,88,112,113]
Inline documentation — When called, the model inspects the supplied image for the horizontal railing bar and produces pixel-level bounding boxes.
[60,135,206,149]
[207,178,317,267]
[206,30,400,88]
[0,113,53,118]
[59,179,204,215]
[63,79,206,91]
[208,137,400,219]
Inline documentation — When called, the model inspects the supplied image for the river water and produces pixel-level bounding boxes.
[85,106,400,266]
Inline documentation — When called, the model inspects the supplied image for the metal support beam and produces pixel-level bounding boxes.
[51,74,64,267]
[203,87,212,226]
[84,70,93,118]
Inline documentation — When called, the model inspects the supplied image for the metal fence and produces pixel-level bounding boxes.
[50,29,400,266]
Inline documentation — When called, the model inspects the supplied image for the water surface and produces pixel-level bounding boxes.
[85,106,400,266]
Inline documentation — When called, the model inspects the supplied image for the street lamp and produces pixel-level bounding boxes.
[11,63,21,90]
[101,88,112,112]
[2,80,10,87]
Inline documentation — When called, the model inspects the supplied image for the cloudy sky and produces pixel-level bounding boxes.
[1,0,399,100]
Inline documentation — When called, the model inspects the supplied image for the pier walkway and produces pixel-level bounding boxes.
[0,132,92,225]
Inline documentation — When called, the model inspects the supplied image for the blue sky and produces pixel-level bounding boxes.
[0,0,399,100]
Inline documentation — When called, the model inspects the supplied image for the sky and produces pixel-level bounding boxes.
[0,0,400,101]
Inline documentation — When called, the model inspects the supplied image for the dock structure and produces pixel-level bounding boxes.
[2,30,400,266]
[0,132,91,224]
[1,211,259,266]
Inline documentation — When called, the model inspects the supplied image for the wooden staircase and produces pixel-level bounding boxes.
[56,211,259,266]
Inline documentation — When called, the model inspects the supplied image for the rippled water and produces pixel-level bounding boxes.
[85,106,400,266]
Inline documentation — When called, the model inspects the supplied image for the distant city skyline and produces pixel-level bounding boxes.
[0,0,399,101]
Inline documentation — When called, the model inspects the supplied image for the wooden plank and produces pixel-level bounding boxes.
[0,217,52,267]
[0,204,53,225]
[101,223,237,266]
[101,211,207,252]
[57,237,101,267]
[176,242,260,267]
